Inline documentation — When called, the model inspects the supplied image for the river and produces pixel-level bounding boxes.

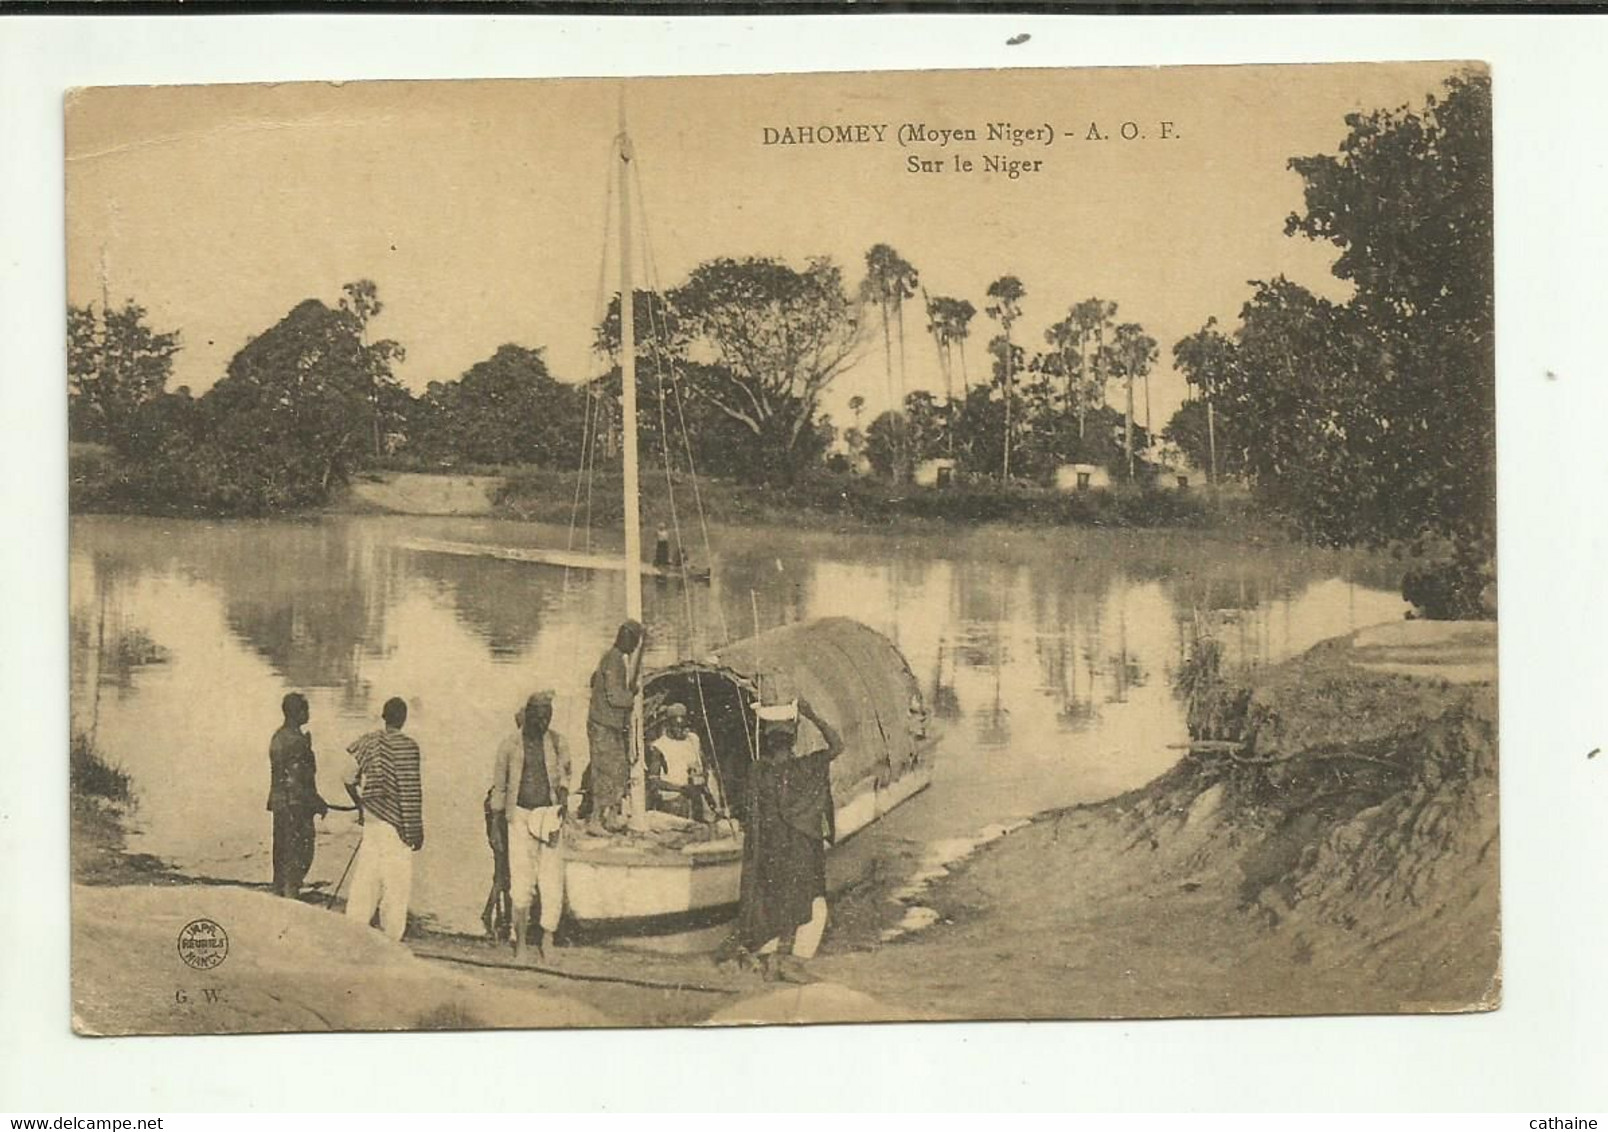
[69,513,1406,937]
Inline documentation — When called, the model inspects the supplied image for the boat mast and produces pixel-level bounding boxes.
[618,98,649,831]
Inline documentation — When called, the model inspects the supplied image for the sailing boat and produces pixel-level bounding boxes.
[555,102,939,935]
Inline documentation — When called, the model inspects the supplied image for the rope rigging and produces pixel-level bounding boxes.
[630,156,729,647]
[567,142,620,577]
[629,154,734,784]
[565,130,735,789]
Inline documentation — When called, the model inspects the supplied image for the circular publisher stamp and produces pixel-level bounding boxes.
[177,918,229,970]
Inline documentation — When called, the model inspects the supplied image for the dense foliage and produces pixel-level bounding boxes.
[68,301,181,444]
[594,258,864,483]
[73,282,405,514]
[1169,72,1495,614]
[409,344,585,468]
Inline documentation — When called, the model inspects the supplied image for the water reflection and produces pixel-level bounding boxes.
[69,514,1407,934]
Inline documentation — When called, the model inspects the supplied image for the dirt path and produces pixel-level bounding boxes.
[343,472,504,515]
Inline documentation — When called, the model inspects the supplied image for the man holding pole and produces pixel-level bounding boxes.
[489,691,572,962]
[265,692,327,900]
[585,619,644,835]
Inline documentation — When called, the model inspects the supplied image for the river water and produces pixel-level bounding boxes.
[69,513,1406,937]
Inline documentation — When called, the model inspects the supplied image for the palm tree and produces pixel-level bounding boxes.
[985,275,1026,479]
[1171,316,1234,491]
[925,293,977,455]
[1045,313,1079,435]
[861,245,920,480]
[1112,322,1158,481]
[1060,298,1117,442]
[952,300,974,388]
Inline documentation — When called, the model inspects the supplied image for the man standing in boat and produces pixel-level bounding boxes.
[488,691,571,962]
[586,619,644,834]
[733,683,844,983]
[342,696,424,941]
[266,691,327,899]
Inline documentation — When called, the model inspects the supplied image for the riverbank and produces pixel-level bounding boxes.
[70,620,1496,1031]
[75,446,1245,535]
[489,466,1224,533]
[810,619,1499,1020]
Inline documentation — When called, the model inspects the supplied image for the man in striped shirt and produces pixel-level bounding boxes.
[343,697,424,941]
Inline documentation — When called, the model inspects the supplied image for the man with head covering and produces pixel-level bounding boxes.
[647,702,711,822]
[586,619,644,834]
[266,691,327,899]
[732,680,844,983]
[489,691,572,962]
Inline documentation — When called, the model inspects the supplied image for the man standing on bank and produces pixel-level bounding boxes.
[489,691,572,962]
[343,696,424,941]
[266,691,327,899]
[734,687,844,983]
[586,620,644,834]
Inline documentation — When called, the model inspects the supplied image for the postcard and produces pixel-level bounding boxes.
[65,62,1497,1034]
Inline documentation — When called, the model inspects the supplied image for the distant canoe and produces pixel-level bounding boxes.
[399,537,711,582]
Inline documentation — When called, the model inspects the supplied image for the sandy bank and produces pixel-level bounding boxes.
[342,472,502,515]
[72,885,609,1035]
[812,620,1499,1020]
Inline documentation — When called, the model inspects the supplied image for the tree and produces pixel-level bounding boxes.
[861,246,920,480]
[99,288,405,515]
[203,286,405,504]
[1284,71,1494,557]
[1163,398,1245,482]
[1109,322,1157,481]
[1171,317,1238,485]
[67,301,181,445]
[1012,351,1065,481]
[949,381,1006,479]
[1045,298,1117,442]
[862,393,946,482]
[924,294,975,403]
[864,411,907,480]
[925,294,977,457]
[985,275,1026,479]
[667,256,865,481]
[338,280,407,459]
[1221,72,1494,613]
[411,344,585,467]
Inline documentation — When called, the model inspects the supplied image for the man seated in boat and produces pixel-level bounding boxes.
[645,703,712,822]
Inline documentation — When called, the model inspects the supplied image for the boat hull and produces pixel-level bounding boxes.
[563,762,934,930]
[400,536,709,581]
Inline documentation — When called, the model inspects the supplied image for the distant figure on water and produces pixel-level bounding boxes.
[265,691,327,899]
[647,702,711,822]
[731,686,844,983]
[586,619,643,834]
[343,696,424,941]
[489,691,572,962]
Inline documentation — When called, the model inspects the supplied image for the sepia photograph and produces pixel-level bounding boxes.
[64,62,1497,1036]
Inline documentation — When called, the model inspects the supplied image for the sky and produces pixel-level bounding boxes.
[65,62,1468,434]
